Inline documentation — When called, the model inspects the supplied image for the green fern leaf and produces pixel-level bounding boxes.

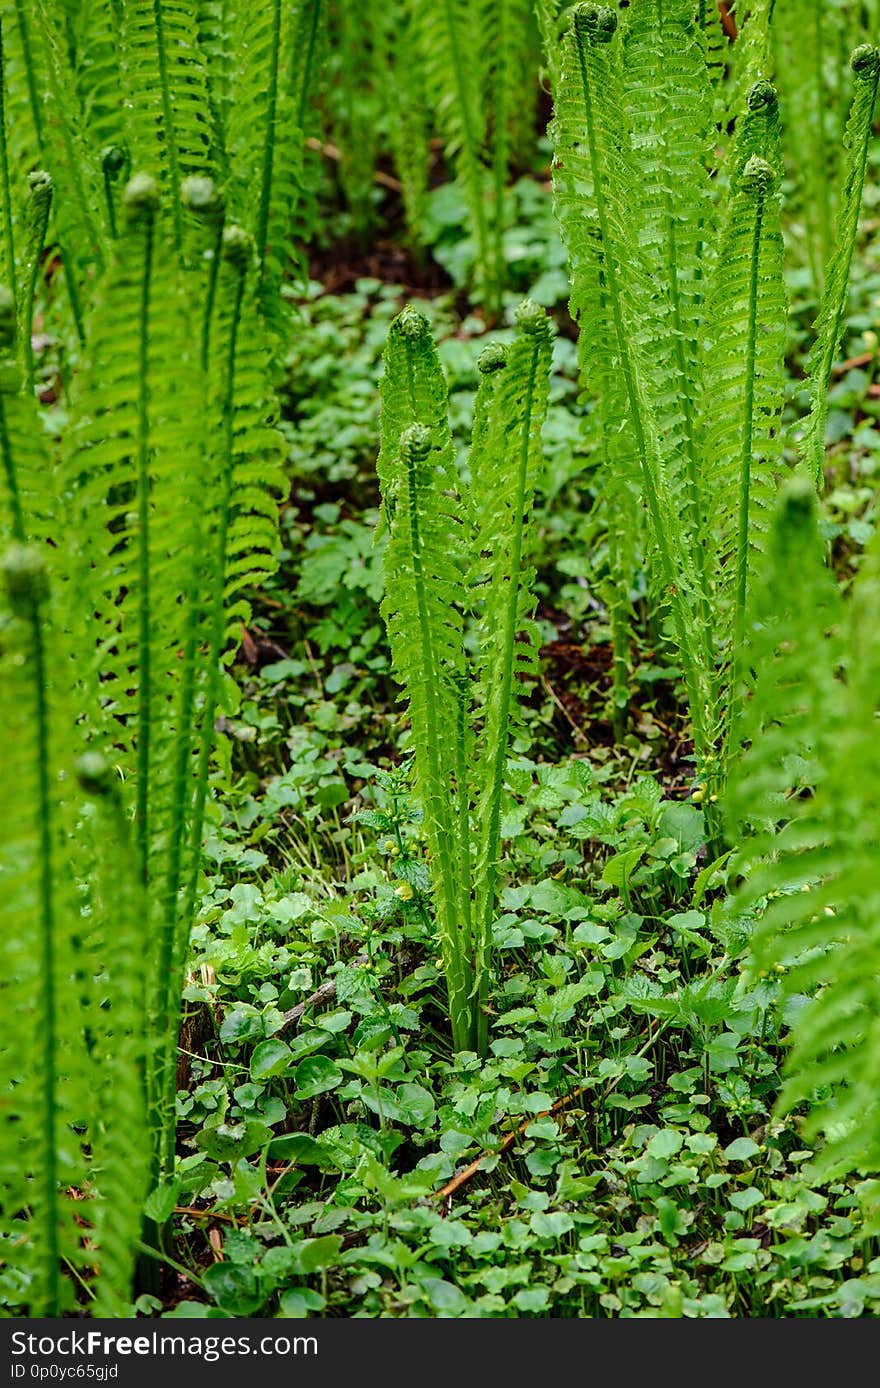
[801,45,880,487]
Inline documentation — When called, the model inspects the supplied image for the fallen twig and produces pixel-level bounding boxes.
[718,1,738,41]
[279,953,369,1033]
[305,137,403,193]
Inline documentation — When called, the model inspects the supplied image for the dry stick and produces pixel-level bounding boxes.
[279,953,369,1032]
[433,1023,657,1205]
[305,136,404,193]
[718,1,738,41]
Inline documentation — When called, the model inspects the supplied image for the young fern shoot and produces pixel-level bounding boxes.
[378,302,552,1054]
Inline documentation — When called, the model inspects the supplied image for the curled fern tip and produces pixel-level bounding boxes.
[572,4,617,43]
[477,343,508,374]
[514,299,549,337]
[401,422,432,463]
[740,155,776,196]
[123,174,160,222]
[747,79,778,114]
[851,45,880,79]
[101,146,127,177]
[182,176,225,222]
[221,224,253,269]
[75,752,116,797]
[0,286,15,350]
[393,305,431,341]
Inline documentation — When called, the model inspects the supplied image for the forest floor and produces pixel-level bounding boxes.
[152,163,880,1320]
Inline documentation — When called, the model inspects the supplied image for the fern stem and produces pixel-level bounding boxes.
[152,0,184,252]
[735,180,765,632]
[0,400,25,543]
[172,253,248,1175]
[490,0,509,317]
[134,208,156,879]
[200,219,223,374]
[804,47,880,487]
[29,584,60,1315]
[813,3,831,285]
[474,333,541,1057]
[255,0,281,297]
[454,676,472,954]
[23,177,52,398]
[0,20,16,304]
[294,0,322,131]
[665,203,713,649]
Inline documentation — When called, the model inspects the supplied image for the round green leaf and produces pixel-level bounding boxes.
[250,1037,292,1081]
[293,1054,343,1099]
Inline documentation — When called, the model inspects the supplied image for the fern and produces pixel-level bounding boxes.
[118,0,212,250]
[701,148,787,744]
[469,301,553,1054]
[0,290,50,543]
[378,307,472,1047]
[378,301,552,1052]
[483,0,536,291]
[801,45,880,488]
[551,4,714,775]
[772,0,851,293]
[726,481,880,1178]
[381,2,430,241]
[0,19,15,303]
[415,1,496,309]
[0,545,147,1315]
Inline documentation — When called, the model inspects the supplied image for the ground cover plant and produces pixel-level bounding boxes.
[2,0,880,1320]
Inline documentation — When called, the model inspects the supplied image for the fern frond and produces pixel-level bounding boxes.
[727,482,880,1177]
[470,301,552,1054]
[801,45,880,488]
[415,0,495,306]
[381,3,430,240]
[551,4,713,771]
[118,0,212,250]
[378,307,473,1048]
[0,548,147,1315]
[622,0,714,631]
[0,290,51,544]
[701,145,787,745]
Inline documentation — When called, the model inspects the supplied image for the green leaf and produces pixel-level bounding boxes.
[220,1004,264,1045]
[293,1055,343,1099]
[724,1137,761,1162]
[195,1120,272,1162]
[202,1263,263,1316]
[729,1186,764,1211]
[647,1129,684,1160]
[143,1179,180,1224]
[250,1037,292,1081]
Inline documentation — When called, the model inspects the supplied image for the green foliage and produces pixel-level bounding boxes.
[0,545,147,1315]
[801,44,880,485]
[727,483,880,1179]
[378,301,552,1053]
